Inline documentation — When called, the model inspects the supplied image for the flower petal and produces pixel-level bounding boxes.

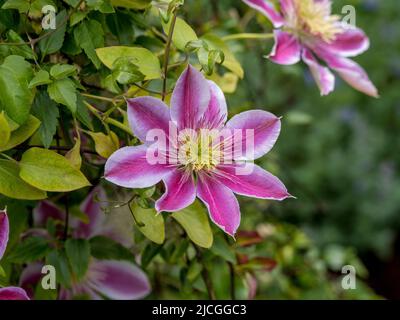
[268,30,302,65]
[319,27,370,57]
[317,50,379,97]
[197,173,240,236]
[225,110,281,160]
[198,80,228,129]
[127,97,171,143]
[105,145,174,189]
[0,287,29,300]
[0,209,9,260]
[170,65,210,130]
[19,262,43,299]
[302,48,335,96]
[33,201,65,227]
[155,169,196,212]
[214,163,290,200]
[243,0,284,27]
[88,260,151,300]
[72,187,107,239]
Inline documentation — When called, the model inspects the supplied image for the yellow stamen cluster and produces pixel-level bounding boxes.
[293,0,343,43]
[178,130,221,172]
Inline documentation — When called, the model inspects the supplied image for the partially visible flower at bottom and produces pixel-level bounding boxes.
[19,188,151,300]
[105,65,291,237]
[0,209,29,300]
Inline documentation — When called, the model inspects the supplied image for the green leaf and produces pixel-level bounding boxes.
[96,46,161,80]
[0,55,34,125]
[162,17,198,51]
[65,138,82,169]
[90,236,135,262]
[46,250,71,288]
[47,78,77,113]
[0,115,41,152]
[2,0,30,13]
[39,10,67,56]
[29,70,53,88]
[7,237,50,263]
[210,235,236,263]
[19,147,91,192]
[0,111,10,148]
[130,203,165,244]
[141,242,163,268]
[172,200,213,249]
[74,19,104,69]
[86,130,119,158]
[110,0,151,10]
[50,64,77,80]
[87,0,115,13]
[65,239,91,280]
[76,94,94,130]
[202,33,244,78]
[112,56,145,85]
[32,91,59,148]
[6,29,35,60]
[0,159,47,200]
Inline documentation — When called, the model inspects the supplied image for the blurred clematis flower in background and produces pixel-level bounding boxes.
[243,0,378,97]
[19,188,151,300]
[0,209,29,300]
[105,65,291,237]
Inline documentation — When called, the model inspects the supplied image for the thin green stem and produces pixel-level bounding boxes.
[81,93,122,104]
[222,33,274,41]
[162,9,179,101]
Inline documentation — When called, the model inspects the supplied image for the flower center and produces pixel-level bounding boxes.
[291,0,343,43]
[178,130,221,172]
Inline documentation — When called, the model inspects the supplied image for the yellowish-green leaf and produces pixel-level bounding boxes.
[172,200,213,248]
[96,46,162,80]
[0,111,11,148]
[0,159,47,200]
[65,138,82,169]
[0,115,40,152]
[162,17,198,51]
[86,131,119,158]
[19,147,91,192]
[202,33,244,78]
[110,0,151,10]
[130,203,165,244]
[208,72,239,93]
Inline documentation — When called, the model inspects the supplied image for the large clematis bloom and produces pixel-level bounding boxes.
[105,65,290,236]
[0,209,29,300]
[243,0,378,97]
[20,188,151,300]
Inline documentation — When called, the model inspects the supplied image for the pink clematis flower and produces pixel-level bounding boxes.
[242,0,378,97]
[19,188,151,300]
[105,65,290,236]
[0,209,29,300]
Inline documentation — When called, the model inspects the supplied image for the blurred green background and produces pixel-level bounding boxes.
[182,0,400,299]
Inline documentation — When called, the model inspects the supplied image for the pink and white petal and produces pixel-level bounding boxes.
[317,51,379,97]
[214,163,290,200]
[0,287,29,300]
[170,65,210,130]
[302,48,335,96]
[197,173,241,237]
[127,97,171,143]
[225,110,281,160]
[243,0,284,27]
[19,262,43,299]
[88,260,151,300]
[319,27,370,57]
[268,30,302,65]
[33,201,65,227]
[280,0,295,17]
[105,145,174,189]
[0,209,8,260]
[155,169,196,213]
[199,80,228,129]
[72,187,107,239]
